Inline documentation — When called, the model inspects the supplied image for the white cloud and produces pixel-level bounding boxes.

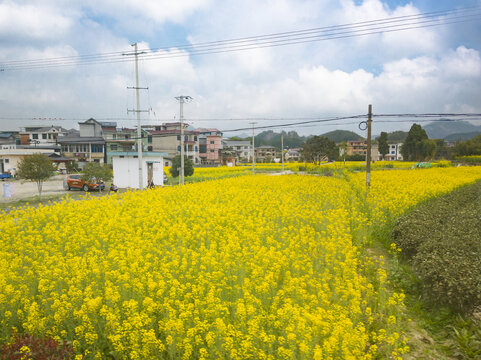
[370,46,481,113]
[82,0,211,24]
[1,0,480,135]
[0,1,73,41]
[337,0,443,59]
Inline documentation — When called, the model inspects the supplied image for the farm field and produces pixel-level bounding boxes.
[1,167,481,359]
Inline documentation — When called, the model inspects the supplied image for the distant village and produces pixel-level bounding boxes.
[0,117,407,176]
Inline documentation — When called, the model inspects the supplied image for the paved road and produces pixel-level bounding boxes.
[0,175,69,202]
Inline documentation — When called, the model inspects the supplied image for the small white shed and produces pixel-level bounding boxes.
[111,152,167,189]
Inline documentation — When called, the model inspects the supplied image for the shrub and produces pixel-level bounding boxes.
[393,181,481,312]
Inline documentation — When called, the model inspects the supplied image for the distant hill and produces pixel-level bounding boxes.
[387,130,408,142]
[255,130,306,149]
[320,130,363,143]
[374,131,408,142]
[423,120,481,139]
[444,131,481,142]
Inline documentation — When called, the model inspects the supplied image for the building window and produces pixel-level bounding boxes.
[32,134,38,139]
[148,146,153,151]
[113,134,117,139]
[194,136,197,141]
[148,136,152,143]
[177,135,180,140]
[42,134,47,139]
[91,144,103,153]
[195,146,198,152]
[185,135,188,141]
[125,135,130,139]
[210,149,214,153]
[111,145,118,151]
[177,146,181,151]
[210,141,214,144]
[4,159,9,163]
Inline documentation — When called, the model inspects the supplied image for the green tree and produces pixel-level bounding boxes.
[401,124,436,161]
[454,134,481,156]
[66,160,80,173]
[378,132,389,160]
[81,163,113,192]
[301,136,337,164]
[16,153,57,200]
[169,155,194,178]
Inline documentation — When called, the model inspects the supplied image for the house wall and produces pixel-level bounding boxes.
[151,134,200,164]
[60,143,105,163]
[112,156,164,189]
[0,147,55,175]
[79,121,103,137]
[347,140,368,156]
[206,135,222,162]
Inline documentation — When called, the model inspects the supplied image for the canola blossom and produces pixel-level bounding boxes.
[1,167,480,359]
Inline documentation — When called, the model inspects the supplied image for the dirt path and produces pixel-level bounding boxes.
[0,175,68,202]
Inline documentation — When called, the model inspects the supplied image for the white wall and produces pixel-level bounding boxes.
[113,156,164,189]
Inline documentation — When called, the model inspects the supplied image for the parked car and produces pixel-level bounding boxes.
[64,174,105,191]
[0,173,12,180]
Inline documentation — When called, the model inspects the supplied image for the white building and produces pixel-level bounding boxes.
[20,126,68,146]
[111,152,167,189]
[0,144,58,175]
[384,143,404,161]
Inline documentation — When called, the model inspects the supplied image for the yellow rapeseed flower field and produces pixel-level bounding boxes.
[0,166,480,359]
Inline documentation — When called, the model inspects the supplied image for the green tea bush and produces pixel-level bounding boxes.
[393,181,481,312]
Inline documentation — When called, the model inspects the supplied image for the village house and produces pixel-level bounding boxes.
[58,118,106,166]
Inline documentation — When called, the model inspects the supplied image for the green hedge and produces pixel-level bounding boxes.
[393,181,481,312]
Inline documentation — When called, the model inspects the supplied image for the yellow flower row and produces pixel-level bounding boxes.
[0,166,480,359]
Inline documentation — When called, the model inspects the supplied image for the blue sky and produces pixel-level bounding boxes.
[0,0,480,136]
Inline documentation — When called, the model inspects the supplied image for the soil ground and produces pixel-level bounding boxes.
[0,175,68,202]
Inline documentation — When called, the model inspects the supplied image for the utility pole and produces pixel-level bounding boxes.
[281,134,285,172]
[175,95,192,185]
[366,104,373,187]
[250,122,256,175]
[124,43,148,190]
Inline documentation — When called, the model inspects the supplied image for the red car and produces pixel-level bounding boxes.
[64,174,105,191]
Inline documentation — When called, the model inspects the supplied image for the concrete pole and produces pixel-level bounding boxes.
[175,95,192,185]
[250,122,256,175]
[281,133,284,172]
[133,43,143,190]
[366,104,372,187]
[179,97,185,185]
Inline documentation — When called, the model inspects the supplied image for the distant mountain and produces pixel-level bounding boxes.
[387,131,408,142]
[228,134,249,140]
[320,130,363,143]
[374,130,408,142]
[444,131,481,142]
[255,130,306,149]
[423,120,481,139]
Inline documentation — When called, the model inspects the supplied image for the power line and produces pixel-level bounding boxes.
[1,7,479,71]
[2,113,481,124]
[106,114,481,138]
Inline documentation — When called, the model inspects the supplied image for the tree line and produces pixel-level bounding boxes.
[300,123,481,163]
